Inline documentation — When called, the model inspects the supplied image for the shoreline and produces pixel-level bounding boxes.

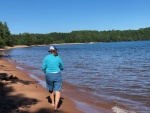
[0,43,85,56]
[1,44,114,113]
[0,42,96,56]
[1,42,148,113]
[0,58,83,113]
[4,57,113,113]
[5,43,86,49]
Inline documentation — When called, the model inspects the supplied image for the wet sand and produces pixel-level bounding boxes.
[0,58,83,113]
[0,45,114,113]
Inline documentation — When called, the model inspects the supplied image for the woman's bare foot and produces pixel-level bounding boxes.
[54,105,58,111]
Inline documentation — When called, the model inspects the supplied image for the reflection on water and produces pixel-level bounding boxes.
[6,41,150,113]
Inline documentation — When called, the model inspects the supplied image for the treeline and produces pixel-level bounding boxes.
[0,21,150,48]
[0,21,11,48]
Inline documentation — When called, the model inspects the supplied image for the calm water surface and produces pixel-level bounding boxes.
[6,41,150,113]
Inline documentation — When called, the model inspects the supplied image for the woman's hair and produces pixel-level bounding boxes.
[50,49,58,56]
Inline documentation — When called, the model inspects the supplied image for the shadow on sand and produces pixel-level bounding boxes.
[0,72,65,113]
[46,96,64,109]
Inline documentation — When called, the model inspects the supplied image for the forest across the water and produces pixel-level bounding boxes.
[0,20,150,48]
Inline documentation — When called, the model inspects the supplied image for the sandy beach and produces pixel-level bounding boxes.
[0,58,83,113]
[0,45,115,113]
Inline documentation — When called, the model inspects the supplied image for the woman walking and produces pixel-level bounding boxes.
[42,46,64,110]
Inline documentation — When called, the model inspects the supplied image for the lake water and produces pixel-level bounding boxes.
[5,41,150,113]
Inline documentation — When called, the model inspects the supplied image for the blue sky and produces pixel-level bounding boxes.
[0,0,150,34]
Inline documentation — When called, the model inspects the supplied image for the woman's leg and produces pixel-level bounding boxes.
[49,91,55,106]
[54,91,60,110]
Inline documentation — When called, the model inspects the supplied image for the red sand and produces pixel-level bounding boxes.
[0,58,83,113]
[0,45,113,113]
